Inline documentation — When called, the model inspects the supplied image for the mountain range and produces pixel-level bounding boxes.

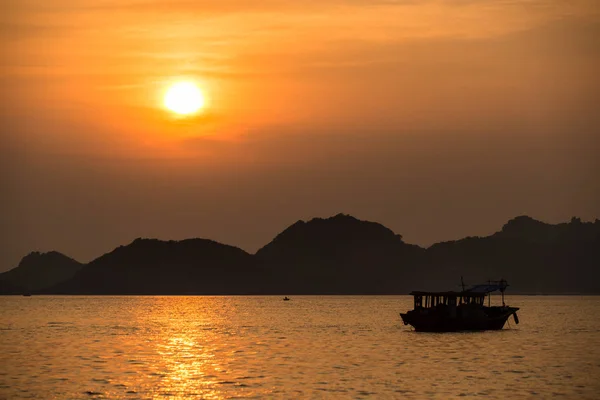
[1,214,598,295]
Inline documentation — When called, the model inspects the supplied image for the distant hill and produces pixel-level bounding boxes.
[0,251,82,293]
[3,214,599,295]
[421,216,600,293]
[255,214,422,294]
[47,238,269,295]
[493,215,599,243]
[0,279,24,295]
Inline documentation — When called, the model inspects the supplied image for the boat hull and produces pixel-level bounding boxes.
[400,306,519,332]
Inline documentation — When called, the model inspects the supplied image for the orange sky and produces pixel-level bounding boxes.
[1,0,599,270]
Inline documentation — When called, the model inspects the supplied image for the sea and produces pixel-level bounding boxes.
[1,296,599,399]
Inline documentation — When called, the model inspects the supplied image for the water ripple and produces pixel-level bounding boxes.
[0,296,599,399]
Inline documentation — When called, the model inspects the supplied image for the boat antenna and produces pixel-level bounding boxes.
[460,276,465,292]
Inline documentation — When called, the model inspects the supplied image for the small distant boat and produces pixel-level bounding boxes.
[400,279,519,332]
[23,293,32,297]
[283,297,291,301]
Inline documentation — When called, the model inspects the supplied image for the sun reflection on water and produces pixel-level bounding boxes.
[147,298,225,399]
[159,336,220,398]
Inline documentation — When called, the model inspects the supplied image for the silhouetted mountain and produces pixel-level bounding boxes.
[8,214,600,295]
[0,251,82,293]
[47,238,269,294]
[420,217,600,293]
[0,279,24,295]
[492,215,599,243]
[255,214,423,294]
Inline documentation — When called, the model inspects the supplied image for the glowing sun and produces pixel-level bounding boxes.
[164,81,205,115]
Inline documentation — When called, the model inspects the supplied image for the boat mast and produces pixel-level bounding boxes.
[500,278,507,306]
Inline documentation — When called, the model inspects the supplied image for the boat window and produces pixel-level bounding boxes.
[414,295,423,308]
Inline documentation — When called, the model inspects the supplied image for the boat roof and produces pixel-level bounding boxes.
[409,281,509,297]
[409,291,484,297]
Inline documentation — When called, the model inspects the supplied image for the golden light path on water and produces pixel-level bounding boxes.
[0,296,599,399]
[135,297,229,398]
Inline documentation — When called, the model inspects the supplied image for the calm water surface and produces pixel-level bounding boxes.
[1,296,599,399]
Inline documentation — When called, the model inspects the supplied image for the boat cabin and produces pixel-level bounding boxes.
[409,280,509,310]
[409,291,486,309]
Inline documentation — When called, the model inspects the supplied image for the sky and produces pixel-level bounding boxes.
[1,0,599,271]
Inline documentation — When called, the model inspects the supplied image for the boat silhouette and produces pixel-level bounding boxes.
[400,279,519,332]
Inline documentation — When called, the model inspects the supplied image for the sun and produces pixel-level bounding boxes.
[164,81,206,115]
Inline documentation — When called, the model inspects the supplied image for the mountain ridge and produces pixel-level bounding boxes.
[2,214,598,295]
[0,251,82,293]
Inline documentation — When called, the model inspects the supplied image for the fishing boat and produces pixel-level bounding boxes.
[283,297,291,301]
[400,279,519,332]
